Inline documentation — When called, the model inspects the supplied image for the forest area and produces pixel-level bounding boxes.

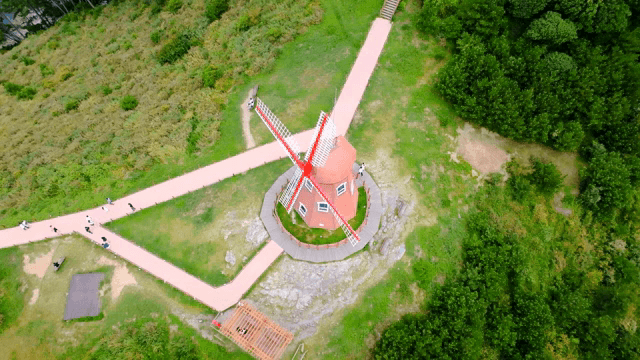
[374,0,640,358]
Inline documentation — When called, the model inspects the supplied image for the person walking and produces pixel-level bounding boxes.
[357,162,366,179]
[101,206,109,212]
[85,226,92,234]
[50,225,58,233]
[128,203,136,211]
[106,197,113,205]
[101,236,107,242]
[20,220,30,230]
[86,215,94,226]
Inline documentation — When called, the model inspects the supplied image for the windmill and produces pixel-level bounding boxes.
[253,98,360,246]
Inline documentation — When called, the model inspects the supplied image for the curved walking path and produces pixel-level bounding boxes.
[0,18,392,311]
[261,164,383,262]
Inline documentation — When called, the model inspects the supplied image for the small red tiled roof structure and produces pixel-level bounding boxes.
[219,302,293,360]
[295,135,358,230]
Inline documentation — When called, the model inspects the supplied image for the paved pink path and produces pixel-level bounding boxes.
[0,18,392,311]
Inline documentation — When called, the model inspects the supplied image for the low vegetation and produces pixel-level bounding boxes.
[0,0,325,228]
[0,247,24,334]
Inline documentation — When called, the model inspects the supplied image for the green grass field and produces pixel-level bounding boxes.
[0,235,249,359]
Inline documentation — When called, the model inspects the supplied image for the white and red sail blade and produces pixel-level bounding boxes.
[279,168,306,212]
[304,111,336,168]
[254,98,302,167]
[308,176,360,246]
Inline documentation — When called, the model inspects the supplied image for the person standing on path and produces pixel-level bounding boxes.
[357,162,366,179]
[128,203,136,211]
[107,197,113,205]
[86,215,94,226]
[20,221,29,230]
[101,237,107,242]
[50,225,58,233]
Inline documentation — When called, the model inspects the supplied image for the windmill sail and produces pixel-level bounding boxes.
[254,98,301,165]
[279,168,304,211]
[304,112,336,168]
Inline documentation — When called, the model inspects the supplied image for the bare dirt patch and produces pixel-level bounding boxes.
[96,255,138,301]
[455,122,581,186]
[23,247,55,279]
[241,91,257,149]
[456,123,510,174]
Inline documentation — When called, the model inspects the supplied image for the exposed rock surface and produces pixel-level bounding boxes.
[246,188,414,341]
[225,251,236,266]
[246,217,268,247]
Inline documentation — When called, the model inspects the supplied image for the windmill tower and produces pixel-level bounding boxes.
[253,98,360,246]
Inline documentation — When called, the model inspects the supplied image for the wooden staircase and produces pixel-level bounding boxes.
[380,0,400,21]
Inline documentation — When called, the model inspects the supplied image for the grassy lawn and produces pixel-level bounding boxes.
[275,186,367,245]
[106,159,292,286]
[0,234,250,359]
[248,0,384,145]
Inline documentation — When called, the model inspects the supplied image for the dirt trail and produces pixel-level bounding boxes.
[241,91,256,149]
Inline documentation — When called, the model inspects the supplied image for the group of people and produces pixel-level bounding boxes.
[19,197,137,233]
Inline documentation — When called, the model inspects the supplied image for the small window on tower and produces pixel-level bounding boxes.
[299,203,307,217]
[304,178,313,192]
[317,202,329,213]
[336,182,346,196]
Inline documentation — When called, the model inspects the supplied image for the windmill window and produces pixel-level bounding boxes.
[304,178,313,192]
[336,182,347,196]
[317,202,329,213]
[299,203,307,217]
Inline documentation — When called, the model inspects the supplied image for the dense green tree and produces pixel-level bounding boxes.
[579,142,633,218]
[525,11,578,45]
[508,0,548,18]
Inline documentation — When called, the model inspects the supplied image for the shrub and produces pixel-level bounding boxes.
[204,0,229,23]
[120,95,138,110]
[47,40,59,49]
[129,10,142,21]
[202,65,223,88]
[235,15,251,31]
[3,82,24,96]
[122,40,133,50]
[20,56,35,66]
[17,87,37,100]
[527,157,565,196]
[100,85,113,95]
[266,26,283,42]
[65,99,80,112]
[166,0,182,13]
[149,0,166,16]
[39,64,55,77]
[156,33,192,64]
[150,30,163,44]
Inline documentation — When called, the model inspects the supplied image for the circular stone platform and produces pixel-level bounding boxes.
[260,163,382,263]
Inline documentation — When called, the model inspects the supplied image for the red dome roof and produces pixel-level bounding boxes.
[312,136,356,184]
